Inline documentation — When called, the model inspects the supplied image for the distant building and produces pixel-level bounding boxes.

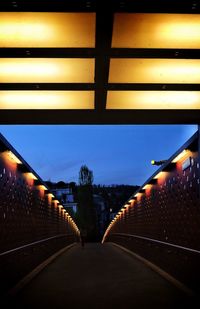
[45,181,78,214]
[52,187,77,213]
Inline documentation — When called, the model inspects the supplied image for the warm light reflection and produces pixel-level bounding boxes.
[109,59,200,84]
[112,13,200,48]
[172,149,189,163]
[0,58,94,83]
[143,184,152,190]
[106,91,200,109]
[124,204,129,208]
[153,171,165,179]
[0,91,94,109]
[0,12,95,47]
[135,192,142,197]
[26,172,38,180]
[5,150,22,164]
[38,185,48,191]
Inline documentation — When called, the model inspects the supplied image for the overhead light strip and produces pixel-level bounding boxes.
[112,13,200,49]
[109,59,200,84]
[106,91,200,109]
[0,59,95,83]
[0,12,95,48]
[0,91,94,109]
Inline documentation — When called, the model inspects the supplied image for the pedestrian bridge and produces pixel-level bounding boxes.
[4,243,198,309]
[0,131,200,308]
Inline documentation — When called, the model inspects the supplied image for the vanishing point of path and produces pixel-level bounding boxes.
[9,243,198,309]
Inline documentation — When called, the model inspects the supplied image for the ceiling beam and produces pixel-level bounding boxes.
[0,110,199,124]
[95,3,113,111]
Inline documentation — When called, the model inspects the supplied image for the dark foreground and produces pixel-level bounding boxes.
[5,243,199,309]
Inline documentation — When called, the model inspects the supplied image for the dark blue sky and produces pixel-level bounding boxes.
[0,125,197,186]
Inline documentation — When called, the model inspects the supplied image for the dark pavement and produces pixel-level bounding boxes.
[8,243,198,309]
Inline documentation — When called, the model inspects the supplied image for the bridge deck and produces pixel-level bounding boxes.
[8,243,197,308]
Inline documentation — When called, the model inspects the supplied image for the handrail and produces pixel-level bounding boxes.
[111,233,200,255]
[0,234,73,257]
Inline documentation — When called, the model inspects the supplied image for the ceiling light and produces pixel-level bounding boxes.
[109,59,200,84]
[107,91,200,109]
[0,91,94,109]
[0,58,95,83]
[112,13,200,48]
[0,12,95,47]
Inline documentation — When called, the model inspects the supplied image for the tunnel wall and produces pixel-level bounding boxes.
[104,132,200,293]
[0,133,79,295]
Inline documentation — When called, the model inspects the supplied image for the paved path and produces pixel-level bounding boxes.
[10,243,198,308]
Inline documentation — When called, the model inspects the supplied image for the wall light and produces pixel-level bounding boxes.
[172,149,189,163]
[48,193,54,198]
[142,184,152,190]
[153,171,165,180]
[5,150,22,164]
[38,185,48,191]
[26,172,38,180]
[134,193,141,197]
[124,204,129,208]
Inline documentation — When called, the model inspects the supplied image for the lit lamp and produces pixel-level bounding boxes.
[151,160,167,166]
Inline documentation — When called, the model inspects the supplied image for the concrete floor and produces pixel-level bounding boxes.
[8,243,199,309]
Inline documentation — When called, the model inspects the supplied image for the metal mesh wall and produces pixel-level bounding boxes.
[0,148,79,294]
[104,138,200,292]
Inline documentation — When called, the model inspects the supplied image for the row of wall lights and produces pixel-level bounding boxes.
[102,148,190,243]
[1,148,79,234]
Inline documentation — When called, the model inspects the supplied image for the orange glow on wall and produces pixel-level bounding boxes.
[1,151,18,172]
[143,184,152,196]
[153,171,165,180]
[5,150,22,164]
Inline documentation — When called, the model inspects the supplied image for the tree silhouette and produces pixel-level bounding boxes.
[79,165,93,186]
[76,165,97,241]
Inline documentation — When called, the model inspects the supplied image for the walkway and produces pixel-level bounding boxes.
[8,243,198,309]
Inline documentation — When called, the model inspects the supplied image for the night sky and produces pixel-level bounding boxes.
[0,125,197,186]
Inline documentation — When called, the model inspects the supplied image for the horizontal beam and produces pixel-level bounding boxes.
[0,110,199,124]
[0,0,96,12]
[0,83,95,90]
[110,49,200,59]
[108,84,200,91]
[0,49,200,59]
[0,48,95,58]
[0,0,199,13]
